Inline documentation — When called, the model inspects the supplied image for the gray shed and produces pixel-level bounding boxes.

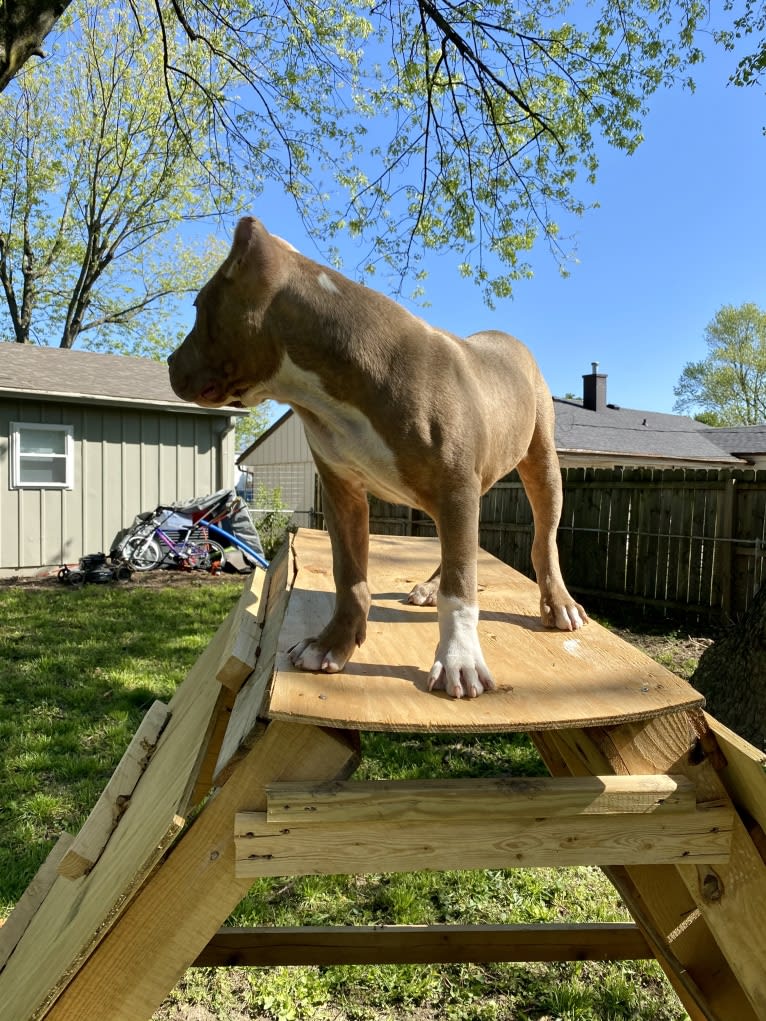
[0,343,246,572]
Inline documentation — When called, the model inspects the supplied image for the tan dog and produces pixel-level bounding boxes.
[168,216,587,699]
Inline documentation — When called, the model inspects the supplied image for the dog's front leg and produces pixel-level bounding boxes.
[428,491,495,699]
[288,459,371,673]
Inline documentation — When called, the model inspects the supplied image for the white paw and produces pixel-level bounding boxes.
[427,595,495,699]
[288,638,342,673]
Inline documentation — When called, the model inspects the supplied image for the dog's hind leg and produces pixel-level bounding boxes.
[516,408,588,631]
[288,457,372,673]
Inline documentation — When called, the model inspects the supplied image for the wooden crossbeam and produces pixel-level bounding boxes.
[265,775,698,824]
[193,922,653,967]
[236,783,732,877]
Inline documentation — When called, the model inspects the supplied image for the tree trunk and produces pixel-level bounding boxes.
[691,585,766,750]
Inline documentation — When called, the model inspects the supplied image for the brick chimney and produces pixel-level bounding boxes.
[583,361,607,412]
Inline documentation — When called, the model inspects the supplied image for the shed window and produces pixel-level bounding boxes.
[11,423,74,489]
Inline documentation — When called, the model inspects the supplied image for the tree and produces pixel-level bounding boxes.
[1,0,718,305]
[673,304,766,425]
[692,584,766,750]
[0,1,237,352]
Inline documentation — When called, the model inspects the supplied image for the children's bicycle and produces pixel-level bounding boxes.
[120,510,227,573]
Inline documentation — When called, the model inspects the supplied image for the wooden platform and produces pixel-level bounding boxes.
[3,530,766,1021]
[268,529,705,732]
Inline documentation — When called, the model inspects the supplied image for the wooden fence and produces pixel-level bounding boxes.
[315,468,766,618]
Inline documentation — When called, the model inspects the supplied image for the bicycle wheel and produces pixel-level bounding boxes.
[185,539,227,572]
[122,536,162,571]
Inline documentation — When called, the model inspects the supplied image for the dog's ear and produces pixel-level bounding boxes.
[221,217,280,281]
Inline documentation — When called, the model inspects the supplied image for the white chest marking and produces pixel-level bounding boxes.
[248,355,416,505]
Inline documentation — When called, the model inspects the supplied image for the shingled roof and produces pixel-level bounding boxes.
[553,398,745,466]
[0,342,245,415]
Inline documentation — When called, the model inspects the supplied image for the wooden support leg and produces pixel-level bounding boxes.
[42,721,360,1021]
[532,710,766,1021]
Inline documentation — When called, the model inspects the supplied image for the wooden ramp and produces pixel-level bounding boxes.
[1,529,766,1021]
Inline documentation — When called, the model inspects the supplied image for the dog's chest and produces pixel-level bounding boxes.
[301,404,416,505]
[266,357,416,504]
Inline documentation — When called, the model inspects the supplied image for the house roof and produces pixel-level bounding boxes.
[0,342,246,415]
[553,398,745,465]
[703,425,766,457]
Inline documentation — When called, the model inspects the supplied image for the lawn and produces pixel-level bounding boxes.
[0,570,698,1021]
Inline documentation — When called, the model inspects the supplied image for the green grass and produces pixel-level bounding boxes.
[0,578,689,1021]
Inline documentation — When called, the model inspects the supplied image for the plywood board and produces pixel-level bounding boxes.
[234,801,732,876]
[267,530,705,732]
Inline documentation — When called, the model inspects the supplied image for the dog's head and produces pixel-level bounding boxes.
[168,217,294,408]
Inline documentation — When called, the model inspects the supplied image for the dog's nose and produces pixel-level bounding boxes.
[167,351,175,366]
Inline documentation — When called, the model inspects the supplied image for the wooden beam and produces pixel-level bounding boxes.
[42,722,360,1021]
[265,774,699,825]
[532,713,766,1021]
[57,701,169,879]
[215,570,267,692]
[234,801,732,877]
[193,922,653,967]
[0,834,74,970]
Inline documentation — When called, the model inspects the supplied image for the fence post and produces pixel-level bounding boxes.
[719,476,736,620]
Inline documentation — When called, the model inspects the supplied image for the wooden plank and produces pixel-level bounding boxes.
[0,834,74,971]
[266,530,704,733]
[57,701,170,880]
[265,775,698,825]
[215,569,267,691]
[532,728,760,1021]
[532,712,766,1019]
[43,722,360,1021]
[193,922,653,967]
[234,802,732,877]
[706,713,766,854]
[0,598,244,1021]
[213,540,295,784]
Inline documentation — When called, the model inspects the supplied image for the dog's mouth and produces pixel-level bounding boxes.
[197,382,245,408]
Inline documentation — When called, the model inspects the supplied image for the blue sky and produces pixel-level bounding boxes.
[243,41,765,418]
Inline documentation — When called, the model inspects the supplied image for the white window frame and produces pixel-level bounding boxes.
[10,422,74,490]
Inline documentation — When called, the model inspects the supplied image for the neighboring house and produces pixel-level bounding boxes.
[0,343,247,572]
[237,408,316,527]
[554,364,749,469]
[237,364,757,510]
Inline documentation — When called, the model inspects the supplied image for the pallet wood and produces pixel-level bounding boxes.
[268,530,705,733]
[193,922,653,966]
[265,775,698,823]
[0,834,74,970]
[57,700,169,879]
[213,541,295,784]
